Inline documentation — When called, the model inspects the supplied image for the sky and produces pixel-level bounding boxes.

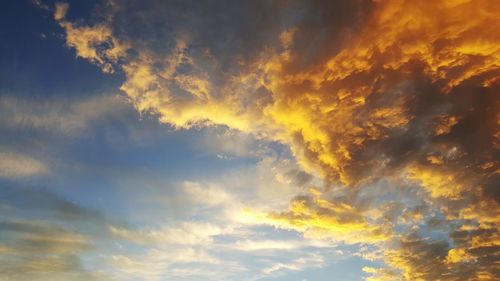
[0,0,498,280]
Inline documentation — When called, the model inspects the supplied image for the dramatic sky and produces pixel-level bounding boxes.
[1,0,499,280]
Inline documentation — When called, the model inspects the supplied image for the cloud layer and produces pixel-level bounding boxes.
[53,0,499,280]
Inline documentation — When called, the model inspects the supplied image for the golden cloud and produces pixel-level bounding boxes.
[262,190,392,244]
[55,0,499,279]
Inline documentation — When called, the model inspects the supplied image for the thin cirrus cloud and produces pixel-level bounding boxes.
[0,94,130,136]
[5,0,498,280]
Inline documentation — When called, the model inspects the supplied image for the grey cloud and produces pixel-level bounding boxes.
[0,220,93,281]
[0,185,121,280]
[0,185,104,222]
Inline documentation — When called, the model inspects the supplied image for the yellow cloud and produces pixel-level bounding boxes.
[55,4,128,73]
[54,2,68,21]
[406,164,465,199]
[56,1,499,189]
[254,191,392,245]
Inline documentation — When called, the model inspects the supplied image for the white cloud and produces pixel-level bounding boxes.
[181,181,233,207]
[233,239,300,251]
[110,221,231,246]
[108,247,245,281]
[198,128,265,158]
[230,238,332,253]
[262,253,325,275]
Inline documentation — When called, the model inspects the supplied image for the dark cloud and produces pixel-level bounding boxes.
[285,0,374,73]
[100,0,375,81]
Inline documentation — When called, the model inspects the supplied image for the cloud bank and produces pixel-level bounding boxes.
[54,0,499,280]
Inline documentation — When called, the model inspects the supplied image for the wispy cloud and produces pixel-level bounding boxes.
[0,185,116,281]
[0,94,130,136]
[0,150,47,179]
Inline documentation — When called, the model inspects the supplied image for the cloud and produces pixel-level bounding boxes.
[0,184,119,280]
[0,219,102,281]
[54,2,128,73]
[261,252,325,275]
[108,249,243,281]
[233,239,301,252]
[231,239,330,252]
[109,221,229,246]
[259,190,392,245]
[0,150,47,179]
[0,185,105,222]
[158,154,316,220]
[55,0,499,189]
[0,94,130,136]
[198,128,266,158]
[107,221,243,280]
[53,0,500,280]
[181,181,233,207]
[365,230,488,281]
[53,2,68,21]
[103,161,342,280]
